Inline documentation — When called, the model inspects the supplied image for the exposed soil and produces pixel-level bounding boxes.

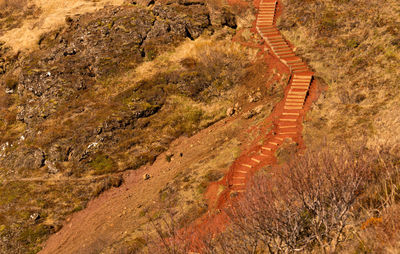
[39,86,277,253]
[39,0,322,252]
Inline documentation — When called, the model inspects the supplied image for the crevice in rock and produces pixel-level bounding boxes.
[185,26,194,40]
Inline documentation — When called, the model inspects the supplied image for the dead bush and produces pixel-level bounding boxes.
[139,146,400,253]
[220,146,376,253]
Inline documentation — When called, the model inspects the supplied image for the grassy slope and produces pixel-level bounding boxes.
[279,0,400,252]
[279,0,400,152]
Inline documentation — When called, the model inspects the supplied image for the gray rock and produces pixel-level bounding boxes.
[243,105,264,119]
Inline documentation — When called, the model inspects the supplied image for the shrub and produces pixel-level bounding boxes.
[89,154,116,175]
[142,146,389,253]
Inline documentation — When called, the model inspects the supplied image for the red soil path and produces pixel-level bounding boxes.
[39,0,321,252]
[185,0,321,250]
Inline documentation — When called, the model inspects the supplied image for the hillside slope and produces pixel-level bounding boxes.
[1,0,399,253]
[0,0,258,252]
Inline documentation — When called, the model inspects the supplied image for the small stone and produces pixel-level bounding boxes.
[248,95,256,103]
[226,107,235,116]
[46,161,59,174]
[30,213,40,221]
[253,105,264,114]
[5,88,14,94]
[143,173,151,180]
[243,105,264,119]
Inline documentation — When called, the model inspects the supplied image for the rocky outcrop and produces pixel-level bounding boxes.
[5,147,45,171]
[0,1,236,176]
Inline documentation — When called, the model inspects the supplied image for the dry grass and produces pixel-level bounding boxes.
[0,19,257,253]
[118,33,257,91]
[276,2,400,249]
[0,0,125,52]
[0,0,26,8]
[0,175,123,253]
[278,0,400,153]
[140,145,400,253]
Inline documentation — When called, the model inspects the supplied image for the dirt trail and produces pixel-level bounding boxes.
[38,95,273,253]
[39,0,321,252]
[183,0,321,248]
[0,0,124,52]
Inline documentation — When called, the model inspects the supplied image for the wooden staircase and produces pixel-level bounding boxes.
[228,0,314,193]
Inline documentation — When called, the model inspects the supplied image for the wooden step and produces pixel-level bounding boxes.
[269,42,287,46]
[294,74,312,79]
[290,88,308,91]
[288,90,307,95]
[263,32,280,37]
[268,37,284,41]
[279,51,296,56]
[292,81,310,84]
[279,125,297,128]
[271,45,288,49]
[241,164,252,168]
[275,49,293,54]
[284,106,302,110]
[278,132,297,135]
[292,65,308,70]
[286,98,304,102]
[293,70,309,73]
[251,158,261,163]
[282,112,300,116]
[261,146,272,151]
[279,53,296,58]
[291,87,309,90]
[280,118,297,122]
[259,152,270,157]
[286,59,302,64]
[267,37,284,41]
[287,95,305,99]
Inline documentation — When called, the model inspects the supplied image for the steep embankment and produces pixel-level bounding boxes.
[39,0,322,252]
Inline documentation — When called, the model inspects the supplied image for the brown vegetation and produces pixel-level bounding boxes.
[0,0,40,35]
[0,0,257,251]
[141,146,400,253]
[278,0,400,152]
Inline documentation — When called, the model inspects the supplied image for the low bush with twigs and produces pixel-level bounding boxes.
[141,145,400,253]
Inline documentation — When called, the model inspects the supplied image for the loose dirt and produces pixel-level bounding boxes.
[39,93,277,253]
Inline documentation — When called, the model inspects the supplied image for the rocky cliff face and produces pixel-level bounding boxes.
[1,1,238,176]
